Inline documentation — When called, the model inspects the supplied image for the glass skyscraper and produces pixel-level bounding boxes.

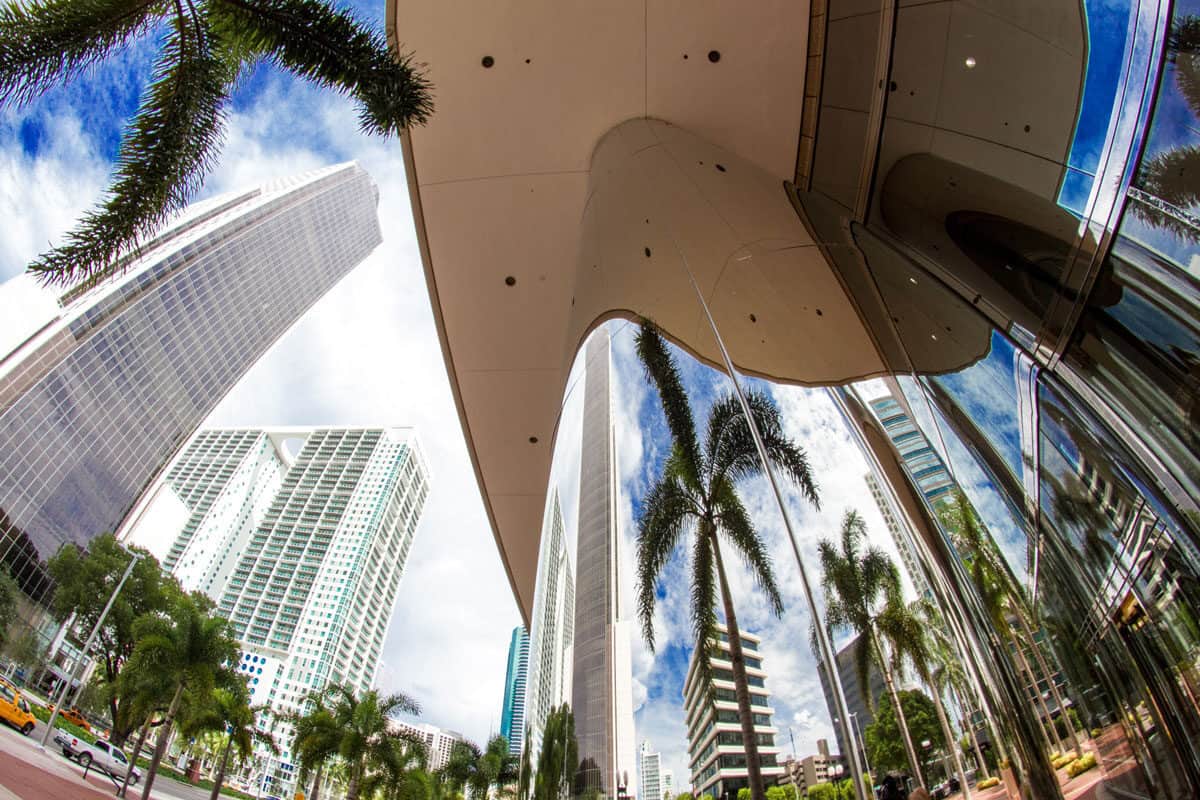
[501,625,531,755]
[526,489,575,758]
[0,163,381,601]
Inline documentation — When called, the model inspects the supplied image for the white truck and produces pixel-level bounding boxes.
[54,732,142,785]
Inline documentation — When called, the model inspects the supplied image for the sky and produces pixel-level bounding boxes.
[1,0,921,788]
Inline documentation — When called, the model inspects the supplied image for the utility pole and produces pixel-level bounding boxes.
[39,551,141,749]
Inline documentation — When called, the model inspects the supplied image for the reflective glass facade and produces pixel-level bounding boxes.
[0,164,380,601]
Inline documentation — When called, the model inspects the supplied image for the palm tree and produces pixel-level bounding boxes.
[181,682,278,800]
[0,0,433,285]
[879,599,971,798]
[919,603,990,781]
[517,725,533,800]
[324,682,422,800]
[127,592,239,800]
[817,510,924,788]
[115,649,179,798]
[632,320,819,800]
[292,692,342,800]
[533,703,576,800]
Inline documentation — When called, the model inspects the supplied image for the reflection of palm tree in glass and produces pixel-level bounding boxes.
[632,320,819,800]
[1129,16,1200,239]
[817,511,925,789]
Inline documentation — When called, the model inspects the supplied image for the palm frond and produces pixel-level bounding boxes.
[636,474,695,650]
[30,13,231,284]
[711,479,783,616]
[0,0,165,107]
[635,319,702,486]
[208,0,432,134]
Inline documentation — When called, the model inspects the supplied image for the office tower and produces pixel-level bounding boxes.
[391,720,465,771]
[863,472,932,601]
[0,163,380,601]
[501,626,531,755]
[572,330,636,800]
[683,625,784,800]
[661,769,674,800]
[815,635,886,773]
[526,489,575,754]
[640,741,662,800]
[395,0,1200,794]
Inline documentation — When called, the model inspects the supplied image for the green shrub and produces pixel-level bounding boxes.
[1052,752,1078,769]
[1066,753,1097,778]
[977,777,1000,789]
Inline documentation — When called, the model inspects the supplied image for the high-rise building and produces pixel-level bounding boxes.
[790,740,843,797]
[526,489,575,756]
[683,625,784,800]
[571,330,636,800]
[867,395,956,509]
[661,768,674,800]
[0,163,380,601]
[501,626,531,755]
[815,635,886,774]
[640,741,662,800]
[391,720,465,771]
[863,472,932,601]
[127,426,430,794]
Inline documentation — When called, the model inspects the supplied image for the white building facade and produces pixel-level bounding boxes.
[640,741,663,800]
[391,720,464,771]
[683,626,784,800]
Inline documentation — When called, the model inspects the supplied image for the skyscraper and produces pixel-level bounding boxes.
[863,472,932,601]
[501,626,531,756]
[866,395,956,509]
[640,741,662,800]
[683,625,784,800]
[571,329,636,799]
[0,163,381,601]
[128,426,430,794]
[526,489,575,755]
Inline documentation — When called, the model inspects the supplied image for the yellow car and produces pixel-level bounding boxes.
[59,706,92,732]
[0,683,36,735]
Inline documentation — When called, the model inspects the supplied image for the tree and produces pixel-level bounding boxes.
[180,681,277,800]
[292,692,341,800]
[0,570,19,651]
[533,704,576,800]
[0,0,433,285]
[863,690,942,777]
[46,534,174,746]
[517,725,533,800]
[817,511,923,787]
[126,591,239,800]
[324,682,422,800]
[764,787,790,800]
[633,320,819,800]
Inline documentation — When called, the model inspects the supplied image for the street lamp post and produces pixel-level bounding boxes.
[39,550,141,750]
[848,713,871,783]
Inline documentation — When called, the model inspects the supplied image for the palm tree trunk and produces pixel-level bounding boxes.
[347,769,361,800]
[1005,628,1060,754]
[870,630,924,788]
[1012,609,1081,754]
[930,686,971,799]
[119,716,153,798]
[209,737,235,800]
[310,763,325,800]
[952,684,989,780]
[141,682,186,800]
[709,528,766,800]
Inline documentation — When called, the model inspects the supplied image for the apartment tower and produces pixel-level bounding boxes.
[501,626,531,756]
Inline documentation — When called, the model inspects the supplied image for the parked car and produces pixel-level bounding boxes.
[58,706,92,732]
[54,732,141,784]
[0,682,36,734]
[931,776,961,798]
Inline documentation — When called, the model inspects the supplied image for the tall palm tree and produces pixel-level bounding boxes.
[918,601,990,781]
[533,704,576,800]
[817,510,924,788]
[0,0,433,285]
[126,592,239,800]
[115,647,178,798]
[879,599,971,798]
[325,682,422,800]
[633,320,819,800]
[181,683,278,800]
[292,692,342,800]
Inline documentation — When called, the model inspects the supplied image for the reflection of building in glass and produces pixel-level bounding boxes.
[864,472,932,601]
[501,626,531,755]
[0,164,380,601]
[684,626,783,800]
[571,330,636,799]
[867,396,955,509]
[640,741,662,800]
[816,635,886,769]
[526,489,575,758]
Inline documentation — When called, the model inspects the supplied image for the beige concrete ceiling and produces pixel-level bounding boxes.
[385,0,887,624]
